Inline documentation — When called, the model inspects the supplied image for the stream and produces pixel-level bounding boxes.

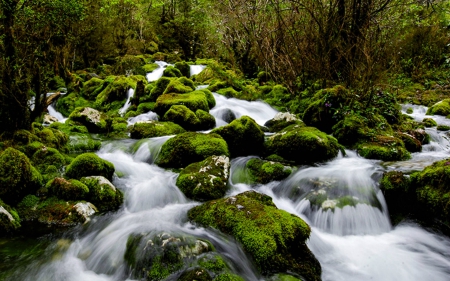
[6,69,450,281]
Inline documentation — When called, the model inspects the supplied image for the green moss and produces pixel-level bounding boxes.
[130,121,185,139]
[0,148,41,205]
[198,88,216,108]
[196,109,216,130]
[211,116,265,157]
[156,132,229,168]
[82,77,106,100]
[46,178,89,201]
[357,136,410,161]
[65,153,115,181]
[142,63,159,73]
[176,155,230,201]
[198,254,227,273]
[217,87,239,98]
[162,77,195,95]
[56,92,92,118]
[81,176,123,212]
[154,90,213,116]
[264,85,292,110]
[68,107,107,133]
[150,77,173,102]
[175,61,191,77]
[406,108,413,114]
[34,127,69,150]
[265,125,342,165]
[264,113,304,133]
[178,267,212,281]
[163,105,215,131]
[437,125,450,131]
[188,191,321,280]
[422,118,437,127]
[213,273,245,281]
[396,132,422,153]
[136,102,155,114]
[426,99,450,116]
[0,199,21,235]
[162,66,182,78]
[245,158,292,184]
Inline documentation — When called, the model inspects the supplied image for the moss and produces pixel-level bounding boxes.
[68,107,107,133]
[246,158,292,184]
[178,267,212,281]
[422,118,437,127]
[396,132,422,153]
[34,127,68,150]
[198,88,216,108]
[357,136,410,161]
[265,125,342,165]
[208,81,229,92]
[46,178,89,201]
[406,108,413,114]
[81,176,123,212]
[12,130,35,145]
[0,198,21,235]
[213,273,245,281]
[264,112,304,133]
[130,121,185,139]
[426,99,450,116]
[198,254,227,273]
[156,132,229,168]
[112,55,147,76]
[0,148,41,205]
[211,116,265,157]
[150,77,173,102]
[163,77,195,95]
[264,85,292,110]
[196,109,216,130]
[65,153,115,181]
[175,61,191,77]
[217,87,239,98]
[163,105,215,131]
[188,191,321,280]
[31,147,66,173]
[94,75,145,111]
[176,155,230,201]
[82,77,106,100]
[55,92,93,118]
[19,141,46,159]
[142,63,159,73]
[437,125,450,131]
[154,91,213,117]
[163,66,182,78]
[49,121,101,153]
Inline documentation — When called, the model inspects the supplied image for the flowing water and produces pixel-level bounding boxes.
[119,89,135,116]
[8,80,450,279]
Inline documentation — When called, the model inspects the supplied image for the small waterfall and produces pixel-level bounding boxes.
[118,88,134,116]
[190,65,206,76]
[146,61,170,82]
[210,93,278,126]
[126,111,159,126]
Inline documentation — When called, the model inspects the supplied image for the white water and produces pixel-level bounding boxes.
[190,65,206,76]
[10,100,450,281]
[146,61,170,82]
[126,111,159,126]
[118,88,134,116]
[46,92,68,123]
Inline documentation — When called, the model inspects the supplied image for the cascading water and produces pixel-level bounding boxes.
[190,65,206,77]
[119,88,134,116]
[6,97,450,280]
[146,61,170,82]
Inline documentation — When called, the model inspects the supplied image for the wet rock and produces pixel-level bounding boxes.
[130,120,185,138]
[80,176,123,212]
[65,153,115,181]
[264,112,304,132]
[43,114,58,125]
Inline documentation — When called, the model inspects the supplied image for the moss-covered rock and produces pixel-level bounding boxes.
[33,126,69,150]
[265,125,341,165]
[163,66,182,78]
[0,199,21,235]
[130,121,186,139]
[178,267,212,281]
[213,273,245,281]
[124,232,213,281]
[31,147,66,182]
[379,171,413,223]
[422,118,437,127]
[45,177,89,201]
[154,90,214,117]
[426,99,450,116]
[149,77,173,102]
[0,148,42,205]
[188,191,321,281]
[156,132,229,168]
[437,125,450,131]
[245,158,292,184]
[80,176,123,212]
[163,105,215,131]
[68,107,107,133]
[396,132,422,153]
[65,153,115,181]
[175,61,191,77]
[55,92,93,118]
[357,136,410,161]
[264,112,304,133]
[406,107,413,114]
[49,122,101,153]
[162,77,195,95]
[211,116,265,157]
[176,155,230,201]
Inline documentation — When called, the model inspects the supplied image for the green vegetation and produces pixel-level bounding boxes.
[245,158,292,184]
[129,121,185,139]
[65,153,115,181]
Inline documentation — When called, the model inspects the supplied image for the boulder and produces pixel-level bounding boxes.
[154,90,215,116]
[0,199,21,235]
[45,177,89,201]
[163,105,215,131]
[162,77,195,95]
[264,112,303,132]
[245,158,292,184]
[265,125,341,165]
[80,176,123,212]
[65,153,115,181]
[43,114,59,125]
[50,122,101,152]
[422,118,437,127]
[68,107,106,133]
[156,132,229,168]
[130,120,185,139]
[176,155,230,201]
[357,136,410,161]
[211,116,265,157]
[188,191,321,281]
[426,99,450,116]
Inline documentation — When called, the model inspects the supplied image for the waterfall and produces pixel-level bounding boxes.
[118,88,134,116]
[146,61,170,82]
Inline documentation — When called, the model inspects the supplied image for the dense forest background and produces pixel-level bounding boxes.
[0,0,449,134]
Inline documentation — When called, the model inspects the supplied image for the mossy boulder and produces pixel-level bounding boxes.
[211,116,265,157]
[31,147,66,182]
[163,105,215,131]
[264,112,304,133]
[437,125,450,131]
[156,132,229,168]
[162,77,195,95]
[94,75,145,109]
[0,148,42,205]
[33,126,69,150]
[176,155,230,201]
[162,66,182,78]
[124,232,214,281]
[265,125,341,165]
[245,158,292,184]
[68,107,106,133]
[130,121,186,139]
[396,132,422,153]
[357,136,410,161]
[55,92,92,118]
[154,90,215,117]
[80,176,123,212]
[149,77,173,102]
[0,199,21,235]
[65,153,115,181]
[379,171,414,223]
[45,177,89,201]
[426,99,450,116]
[49,122,101,152]
[422,118,437,127]
[188,191,321,281]
[175,61,191,77]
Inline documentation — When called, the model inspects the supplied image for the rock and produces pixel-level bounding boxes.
[265,125,342,165]
[188,191,321,281]
[73,202,97,223]
[245,158,292,184]
[357,136,410,161]
[162,77,195,95]
[43,114,59,125]
[149,77,172,102]
[65,153,115,181]
[31,147,66,182]
[176,155,230,201]
[264,112,304,132]
[68,107,106,133]
[426,99,450,116]
[45,177,89,201]
[130,120,186,139]
[178,267,212,281]
[156,132,229,168]
[0,199,21,235]
[163,65,182,77]
[175,61,191,77]
[0,148,43,205]
[49,122,101,152]
[396,132,422,153]
[80,176,123,212]
[437,125,450,131]
[154,90,215,117]
[422,118,437,127]
[163,105,215,131]
[211,116,265,157]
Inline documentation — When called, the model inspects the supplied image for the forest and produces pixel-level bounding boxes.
[1,0,450,281]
